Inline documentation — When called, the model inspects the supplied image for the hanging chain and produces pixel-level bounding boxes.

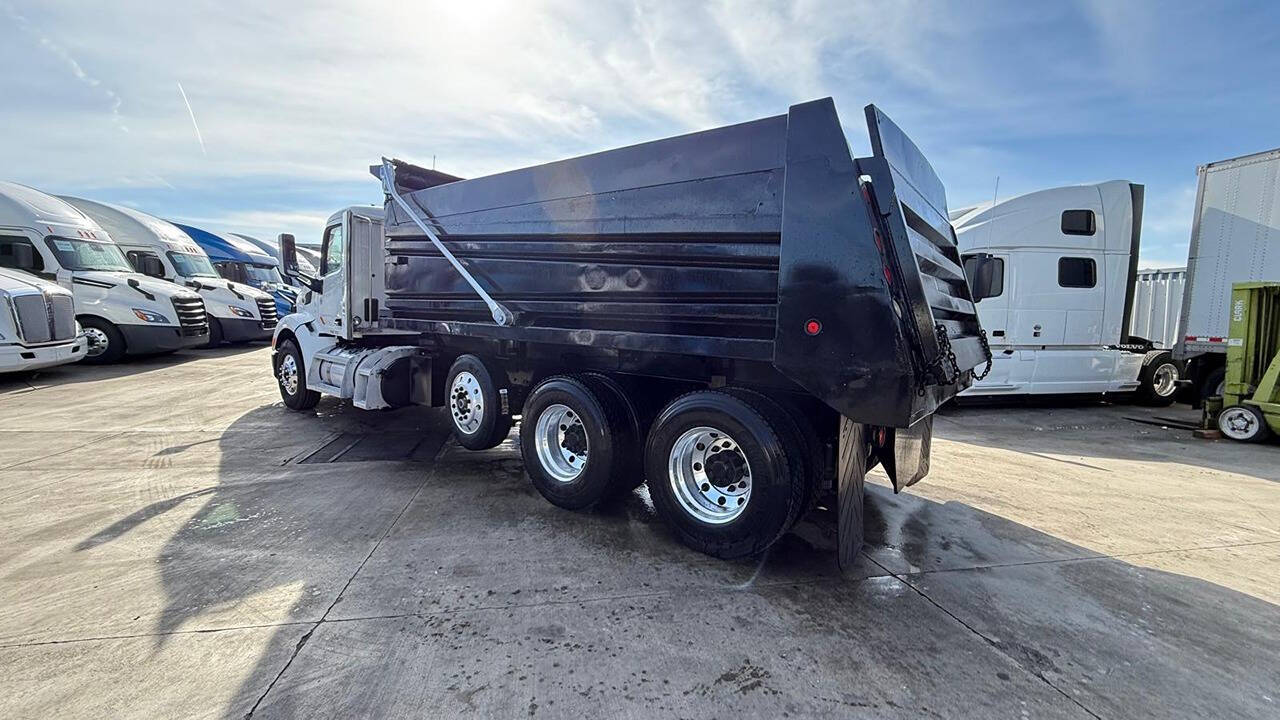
[926,324,994,387]
[973,328,993,381]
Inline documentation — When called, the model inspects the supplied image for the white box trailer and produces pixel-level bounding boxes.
[1175,147,1280,399]
[1130,267,1185,350]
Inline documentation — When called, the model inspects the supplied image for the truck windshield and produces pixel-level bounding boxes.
[166,251,219,278]
[44,237,134,272]
[245,263,284,285]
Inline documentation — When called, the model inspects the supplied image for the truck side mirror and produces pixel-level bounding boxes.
[279,232,322,294]
[964,253,1000,302]
[9,243,36,271]
[140,255,166,278]
[279,233,300,278]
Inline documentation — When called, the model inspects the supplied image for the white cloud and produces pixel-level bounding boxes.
[0,0,1270,251]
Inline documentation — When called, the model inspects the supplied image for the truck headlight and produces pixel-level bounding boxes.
[229,305,255,318]
[132,308,170,323]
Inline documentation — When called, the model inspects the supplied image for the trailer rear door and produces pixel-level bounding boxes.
[1179,149,1280,359]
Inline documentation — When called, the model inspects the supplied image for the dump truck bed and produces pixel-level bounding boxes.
[377,98,986,428]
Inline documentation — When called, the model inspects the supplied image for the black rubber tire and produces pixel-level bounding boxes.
[274,340,320,411]
[79,316,126,365]
[1218,404,1273,443]
[445,355,513,451]
[520,375,631,510]
[580,372,644,492]
[718,387,821,510]
[1136,350,1180,406]
[203,316,224,348]
[1201,366,1226,403]
[644,389,807,560]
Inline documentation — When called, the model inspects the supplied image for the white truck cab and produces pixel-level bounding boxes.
[0,181,209,363]
[59,197,277,346]
[272,206,424,410]
[954,180,1179,403]
[0,266,87,372]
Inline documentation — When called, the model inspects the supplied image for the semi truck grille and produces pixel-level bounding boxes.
[171,296,209,336]
[10,291,76,344]
[256,297,278,329]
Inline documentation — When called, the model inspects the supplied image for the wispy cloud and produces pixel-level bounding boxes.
[2,1,128,132]
[1,0,1277,249]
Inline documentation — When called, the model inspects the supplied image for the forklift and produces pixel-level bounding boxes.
[1208,282,1280,442]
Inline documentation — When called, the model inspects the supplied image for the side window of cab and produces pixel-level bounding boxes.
[321,224,344,276]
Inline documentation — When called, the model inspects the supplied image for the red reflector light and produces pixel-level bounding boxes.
[804,319,822,336]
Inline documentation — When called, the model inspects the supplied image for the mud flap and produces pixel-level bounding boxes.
[837,417,868,571]
[872,415,933,492]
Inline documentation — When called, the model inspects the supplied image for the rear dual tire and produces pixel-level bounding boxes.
[446,355,513,451]
[644,390,809,560]
[1136,350,1179,406]
[519,375,640,510]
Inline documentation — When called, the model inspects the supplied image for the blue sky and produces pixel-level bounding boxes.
[2,0,1278,266]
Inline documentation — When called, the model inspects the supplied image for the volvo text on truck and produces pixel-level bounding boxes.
[952,181,1180,404]
[0,182,208,363]
[0,266,86,373]
[59,197,278,346]
[268,99,995,566]
[1175,147,1280,402]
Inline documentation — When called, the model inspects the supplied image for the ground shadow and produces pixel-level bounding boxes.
[67,391,1280,719]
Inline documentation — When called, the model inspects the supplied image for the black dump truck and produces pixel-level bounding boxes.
[272,98,994,568]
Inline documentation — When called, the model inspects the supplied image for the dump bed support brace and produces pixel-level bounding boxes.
[379,158,515,326]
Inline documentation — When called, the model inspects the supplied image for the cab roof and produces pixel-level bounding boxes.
[58,196,205,255]
[170,222,274,265]
[0,181,108,239]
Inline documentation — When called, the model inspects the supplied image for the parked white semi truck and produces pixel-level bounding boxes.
[59,197,278,346]
[0,267,86,373]
[953,180,1179,403]
[0,182,209,363]
[1175,147,1280,402]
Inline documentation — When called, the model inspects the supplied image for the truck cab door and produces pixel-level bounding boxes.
[317,214,351,340]
[345,210,383,335]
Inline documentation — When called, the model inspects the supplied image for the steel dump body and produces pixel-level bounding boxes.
[378,98,985,428]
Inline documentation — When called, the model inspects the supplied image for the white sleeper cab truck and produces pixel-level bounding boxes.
[952,180,1179,404]
[0,267,86,372]
[0,181,208,363]
[59,197,277,346]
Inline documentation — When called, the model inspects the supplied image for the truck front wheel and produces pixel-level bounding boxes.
[79,317,125,365]
[645,390,807,560]
[275,340,320,411]
[520,375,632,510]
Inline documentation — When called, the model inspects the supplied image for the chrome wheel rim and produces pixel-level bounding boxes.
[278,354,299,396]
[534,403,587,482]
[1153,363,1179,397]
[450,371,485,435]
[668,426,751,524]
[83,327,109,357]
[1219,407,1259,440]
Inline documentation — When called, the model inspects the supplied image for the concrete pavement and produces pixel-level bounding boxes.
[1,346,1276,718]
